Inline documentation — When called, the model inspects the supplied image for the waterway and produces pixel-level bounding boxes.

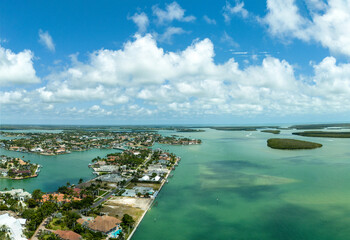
[132,128,350,240]
[0,148,116,192]
[1,128,350,239]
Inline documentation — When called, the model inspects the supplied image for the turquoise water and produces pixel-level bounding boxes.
[132,129,350,240]
[0,148,116,192]
[1,128,350,239]
[110,229,122,238]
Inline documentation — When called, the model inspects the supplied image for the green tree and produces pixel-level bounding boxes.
[27,198,37,208]
[32,189,43,202]
[122,214,135,227]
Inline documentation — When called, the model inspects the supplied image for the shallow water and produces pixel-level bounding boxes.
[132,129,350,240]
[1,128,350,239]
[0,148,117,192]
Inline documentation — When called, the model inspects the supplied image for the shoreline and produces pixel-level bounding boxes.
[0,162,41,181]
[126,157,178,240]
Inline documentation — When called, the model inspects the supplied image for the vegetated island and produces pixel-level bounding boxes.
[211,126,279,131]
[267,138,322,150]
[175,128,205,132]
[293,131,350,138]
[290,123,350,130]
[261,130,280,134]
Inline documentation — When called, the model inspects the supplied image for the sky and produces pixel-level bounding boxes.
[1,0,350,125]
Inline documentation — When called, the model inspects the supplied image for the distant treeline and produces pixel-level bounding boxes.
[293,131,350,138]
[261,130,280,134]
[290,123,350,130]
[211,126,279,131]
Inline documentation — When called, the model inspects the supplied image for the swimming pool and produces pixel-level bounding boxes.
[110,229,122,238]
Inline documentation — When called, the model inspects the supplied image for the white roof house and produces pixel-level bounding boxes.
[0,213,27,240]
[0,189,32,201]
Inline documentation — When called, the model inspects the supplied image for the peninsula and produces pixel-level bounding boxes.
[0,155,40,179]
[0,131,201,155]
[0,128,201,240]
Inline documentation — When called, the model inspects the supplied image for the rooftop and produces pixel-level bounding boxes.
[54,230,82,240]
[88,215,121,233]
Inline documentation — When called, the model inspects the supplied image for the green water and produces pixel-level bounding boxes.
[1,128,350,239]
[132,129,350,240]
[0,148,117,192]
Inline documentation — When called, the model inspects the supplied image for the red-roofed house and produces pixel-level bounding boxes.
[54,230,82,240]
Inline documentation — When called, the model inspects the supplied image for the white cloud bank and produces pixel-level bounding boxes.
[2,34,348,121]
[0,46,40,86]
[263,0,350,56]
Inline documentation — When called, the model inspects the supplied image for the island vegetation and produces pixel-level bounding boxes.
[175,128,205,132]
[292,131,350,138]
[212,126,279,131]
[290,123,350,130]
[267,138,323,150]
[261,130,280,134]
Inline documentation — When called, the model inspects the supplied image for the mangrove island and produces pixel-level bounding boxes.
[267,138,323,150]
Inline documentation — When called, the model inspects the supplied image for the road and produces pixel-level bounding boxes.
[30,216,51,240]
[80,176,134,213]
[79,153,152,213]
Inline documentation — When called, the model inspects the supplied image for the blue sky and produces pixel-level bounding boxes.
[1,0,350,125]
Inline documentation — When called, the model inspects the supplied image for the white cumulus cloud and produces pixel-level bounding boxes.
[263,0,350,56]
[3,34,350,121]
[0,46,40,85]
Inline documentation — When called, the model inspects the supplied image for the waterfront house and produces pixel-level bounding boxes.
[15,170,32,177]
[56,148,66,154]
[107,155,117,161]
[122,189,136,197]
[96,173,125,183]
[133,187,154,196]
[54,230,82,240]
[87,215,122,235]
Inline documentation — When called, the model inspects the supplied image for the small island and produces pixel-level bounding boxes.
[261,130,280,134]
[176,128,205,132]
[267,138,322,150]
[212,126,279,131]
[0,155,40,179]
[293,131,350,138]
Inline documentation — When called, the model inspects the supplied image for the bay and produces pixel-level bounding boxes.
[0,148,117,192]
[132,128,350,240]
[1,127,350,239]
